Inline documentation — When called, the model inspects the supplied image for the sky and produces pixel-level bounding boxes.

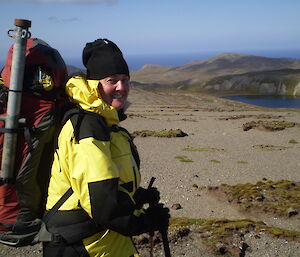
[1,0,300,69]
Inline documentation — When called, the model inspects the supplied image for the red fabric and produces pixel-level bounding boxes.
[0,185,19,233]
[1,38,67,89]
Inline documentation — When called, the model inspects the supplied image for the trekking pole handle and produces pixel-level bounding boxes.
[147,177,156,189]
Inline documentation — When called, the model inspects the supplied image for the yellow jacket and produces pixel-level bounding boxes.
[46,77,141,257]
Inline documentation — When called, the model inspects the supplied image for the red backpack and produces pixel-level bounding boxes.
[0,38,68,246]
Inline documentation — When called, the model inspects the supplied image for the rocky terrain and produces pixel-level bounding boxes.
[1,87,299,256]
[131,53,300,95]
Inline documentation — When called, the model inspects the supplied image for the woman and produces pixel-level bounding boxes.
[43,39,170,257]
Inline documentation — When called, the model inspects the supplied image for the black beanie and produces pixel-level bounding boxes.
[82,38,129,80]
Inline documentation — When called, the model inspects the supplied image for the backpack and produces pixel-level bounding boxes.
[0,38,69,247]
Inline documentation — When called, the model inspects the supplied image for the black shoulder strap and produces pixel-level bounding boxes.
[43,187,73,224]
[111,125,140,170]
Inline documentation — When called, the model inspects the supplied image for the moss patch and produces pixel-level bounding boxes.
[183,147,225,152]
[252,144,290,151]
[215,179,300,217]
[243,120,296,131]
[175,155,194,162]
[166,217,300,256]
[209,159,221,163]
[289,139,299,144]
[132,129,188,137]
[237,160,248,164]
[196,218,300,256]
[219,114,283,120]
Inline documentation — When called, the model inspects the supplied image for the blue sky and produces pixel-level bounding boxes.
[1,0,300,69]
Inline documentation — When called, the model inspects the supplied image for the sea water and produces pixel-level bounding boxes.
[222,95,300,109]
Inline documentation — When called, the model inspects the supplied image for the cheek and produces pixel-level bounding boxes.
[98,84,113,103]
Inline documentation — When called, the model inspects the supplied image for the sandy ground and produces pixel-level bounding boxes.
[1,87,300,256]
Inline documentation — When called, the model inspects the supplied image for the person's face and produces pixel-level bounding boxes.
[98,74,130,110]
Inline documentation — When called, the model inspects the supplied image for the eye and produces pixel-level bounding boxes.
[106,78,118,85]
[122,78,130,84]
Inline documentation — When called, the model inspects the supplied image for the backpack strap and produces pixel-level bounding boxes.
[35,188,74,244]
[111,125,140,170]
[39,187,100,245]
[43,187,74,224]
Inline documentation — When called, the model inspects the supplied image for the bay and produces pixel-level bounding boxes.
[222,95,300,109]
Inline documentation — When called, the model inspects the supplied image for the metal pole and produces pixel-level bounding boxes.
[1,19,31,179]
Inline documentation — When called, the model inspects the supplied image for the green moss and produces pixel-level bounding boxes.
[169,217,206,227]
[198,218,300,244]
[219,180,300,217]
[148,216,300,256]
[132,129,188,137]
[175,155,194,162]
[237,160,248,164]
[288,139,298,144]
[243,120,297,131]
[209,159,221,163]
[219,114,282,120]
[183,147,225,152]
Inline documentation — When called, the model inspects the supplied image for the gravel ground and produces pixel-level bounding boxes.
[1,87,300,256]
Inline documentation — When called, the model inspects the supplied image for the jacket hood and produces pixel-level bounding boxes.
[66,76,119,126]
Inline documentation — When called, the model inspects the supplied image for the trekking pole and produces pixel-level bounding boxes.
[1,19,31,180]
[160,228,171,257]
[147,177,156,257]
[147,177,172,257]
[150,178,171,257]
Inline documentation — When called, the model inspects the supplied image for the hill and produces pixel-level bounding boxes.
[66,64,84,76]
[131,53,300,95]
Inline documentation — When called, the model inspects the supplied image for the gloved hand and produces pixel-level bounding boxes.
[134,187,160,207]
[142,203,170,233]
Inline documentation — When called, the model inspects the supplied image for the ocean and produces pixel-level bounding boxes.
[222,95,300,109]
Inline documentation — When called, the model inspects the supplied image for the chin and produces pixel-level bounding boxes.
[112,102,125,110]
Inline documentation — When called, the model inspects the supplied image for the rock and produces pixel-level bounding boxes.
[133,233,149,245]
[287,208,298,217]
[215,242,227,255]
[171,203,182,210]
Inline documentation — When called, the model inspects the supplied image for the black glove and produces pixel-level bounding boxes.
[142,203,170,233]
[134,187,160,207]
[107,203,170,236]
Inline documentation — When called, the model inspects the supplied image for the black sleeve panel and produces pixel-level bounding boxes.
[70,111,110,141]
[88,179,152,236]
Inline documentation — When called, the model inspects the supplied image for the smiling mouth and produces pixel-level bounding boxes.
[113,95,125,99]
